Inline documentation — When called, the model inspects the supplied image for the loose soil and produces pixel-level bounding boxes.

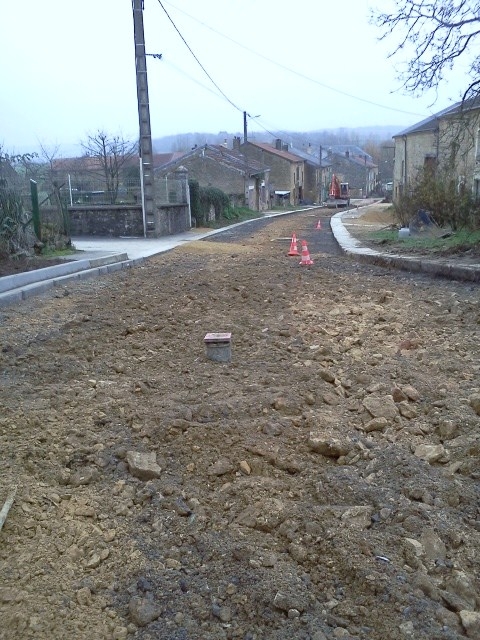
[0,255,74,277]
[1,209,479,640]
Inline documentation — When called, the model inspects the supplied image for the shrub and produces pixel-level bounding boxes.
[188,179,201,225]
[199,187,230,222]
[394,169,480,231]
[0,180,33,256]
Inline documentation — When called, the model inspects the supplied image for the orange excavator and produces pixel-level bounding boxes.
[327,174,350,207]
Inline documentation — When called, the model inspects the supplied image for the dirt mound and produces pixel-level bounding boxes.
[1,210,479,640]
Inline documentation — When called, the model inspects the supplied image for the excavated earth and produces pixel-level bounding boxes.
[0,208,479,640]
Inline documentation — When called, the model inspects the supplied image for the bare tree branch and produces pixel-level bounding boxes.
[371,0,480,100]
[82,131,138,204]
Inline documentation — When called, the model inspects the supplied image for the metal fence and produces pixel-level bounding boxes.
[154,176,186,204]
[67,177,141,206]
[10,171,187,209]
[60,175,186,206]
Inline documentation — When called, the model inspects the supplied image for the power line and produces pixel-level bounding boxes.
[162,0,428,118]
[161,58,235,103]
[155,0,244,114]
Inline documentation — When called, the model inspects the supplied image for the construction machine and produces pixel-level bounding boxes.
[326,174,350,207]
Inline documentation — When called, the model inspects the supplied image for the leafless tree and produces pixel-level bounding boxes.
[81,131,138,204]
[371,0,480,102]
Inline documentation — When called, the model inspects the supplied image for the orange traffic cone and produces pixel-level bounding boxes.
[315,219,322,230]
[299,240,314,265]
[287,233,300,256]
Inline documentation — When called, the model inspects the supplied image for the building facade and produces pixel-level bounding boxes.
[156,144,270,211]
[325,149,378,198]
[392,100,480,203]
[237,139,305,206]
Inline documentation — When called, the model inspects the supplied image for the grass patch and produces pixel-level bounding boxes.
[370,228,480,255]
[40,246,77,258]
[205,207,264,229]
[268,205,311,212]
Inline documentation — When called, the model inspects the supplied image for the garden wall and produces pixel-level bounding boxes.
[65,203,191,238]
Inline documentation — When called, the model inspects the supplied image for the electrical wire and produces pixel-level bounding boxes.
[161,58,231,103]
[247,115,322,152]
[151,1,407,152]
[161,0,428,118]
[155,0,244,115]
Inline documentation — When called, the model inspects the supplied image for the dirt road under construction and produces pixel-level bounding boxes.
[1,208,479,640]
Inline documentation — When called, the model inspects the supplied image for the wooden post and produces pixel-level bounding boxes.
[30,180,41,240]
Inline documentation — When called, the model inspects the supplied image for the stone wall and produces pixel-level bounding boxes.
[153,203,191,236]
[67,203,191,238]
[330,155,377,195]
[68,205,145,237]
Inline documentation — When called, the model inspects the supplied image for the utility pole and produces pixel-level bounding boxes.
[132,0,155,235]
[319,145,323,202]
[243,111,249,207]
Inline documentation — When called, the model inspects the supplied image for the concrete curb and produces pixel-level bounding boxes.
[0,254,137,308]
[331,211,480,284]
[0,253,129,294]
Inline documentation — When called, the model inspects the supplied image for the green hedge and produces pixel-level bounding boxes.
[189,181,232,226]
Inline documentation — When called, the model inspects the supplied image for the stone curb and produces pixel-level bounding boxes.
[0,253,129,294]
[331,212,480,284]
[0,256,142,308]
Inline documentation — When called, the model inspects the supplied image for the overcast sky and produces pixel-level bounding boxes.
[0,0,471,156]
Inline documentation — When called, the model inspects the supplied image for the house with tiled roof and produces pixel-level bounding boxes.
[329,145,373,163]
[155,144,270,211]
[288,144,333,203]
[392,99,480,202]
[324,148,378,198]
[236,138,305,206]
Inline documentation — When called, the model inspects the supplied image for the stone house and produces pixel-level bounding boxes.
[155,144,270,211]
[392,99,480,203]
[325,147,378,197]
[237,138,305,206]
[288,144,333,204]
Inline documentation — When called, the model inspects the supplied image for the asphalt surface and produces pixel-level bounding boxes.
[0,205,478,308]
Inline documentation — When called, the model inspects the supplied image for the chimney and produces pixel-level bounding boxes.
[233,136,241,151]
[345,150,350,158]
[275,138,282,150]
[282,144,288,152]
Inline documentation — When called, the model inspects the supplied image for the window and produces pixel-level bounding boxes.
[424,156,437,173]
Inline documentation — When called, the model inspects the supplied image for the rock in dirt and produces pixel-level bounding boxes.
[414,443,448,464]
[459,610,480,638]
[362,395,398,419]
[446,571,478,609]
[308,433,350,458]
[128,596,162,627]
[208,457,234,476]
[273,589,309,613]
[363,417,388,432]
[126,451,162,480]
[468,393,480,415]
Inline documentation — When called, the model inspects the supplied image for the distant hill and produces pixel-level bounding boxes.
[152,126,401,153]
